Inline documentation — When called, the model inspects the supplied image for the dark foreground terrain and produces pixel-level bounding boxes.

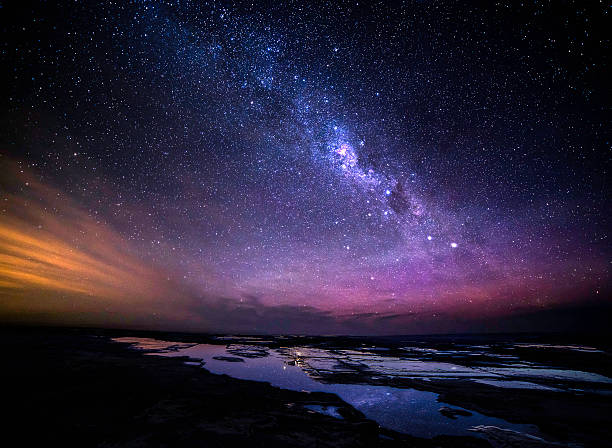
[2,326,492,448]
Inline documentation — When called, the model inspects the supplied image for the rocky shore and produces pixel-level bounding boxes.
[2,326,493,448]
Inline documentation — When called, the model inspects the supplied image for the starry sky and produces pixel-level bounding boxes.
[1,1,609,334]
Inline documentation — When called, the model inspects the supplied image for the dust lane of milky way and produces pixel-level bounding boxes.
[1,1,609,334]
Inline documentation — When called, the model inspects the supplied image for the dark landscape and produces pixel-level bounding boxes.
[4,325,611,447]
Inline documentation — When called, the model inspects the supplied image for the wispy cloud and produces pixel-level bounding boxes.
[0,160,197,326]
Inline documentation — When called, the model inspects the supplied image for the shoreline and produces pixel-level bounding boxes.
[2,326,493,448]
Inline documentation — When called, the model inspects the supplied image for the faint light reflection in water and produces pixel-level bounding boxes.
[120,339,540,439]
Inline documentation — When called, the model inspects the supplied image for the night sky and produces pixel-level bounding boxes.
[1,1,609,334]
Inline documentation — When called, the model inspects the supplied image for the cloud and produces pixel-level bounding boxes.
[2,158,608,335]
[0,160,382,334]
[0,159,197,326]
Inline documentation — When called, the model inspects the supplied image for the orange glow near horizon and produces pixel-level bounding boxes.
[0,162,199,327]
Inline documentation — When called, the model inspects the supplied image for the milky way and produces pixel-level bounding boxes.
[1,1,609,333]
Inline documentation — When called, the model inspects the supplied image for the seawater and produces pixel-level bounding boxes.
[115,338,541,439]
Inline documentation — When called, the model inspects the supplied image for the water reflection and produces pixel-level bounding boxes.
[115,338,540,438]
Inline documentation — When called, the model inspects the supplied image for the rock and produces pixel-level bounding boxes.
[212,356,245,362]
[469,425,564,447]
[439,406,473,419]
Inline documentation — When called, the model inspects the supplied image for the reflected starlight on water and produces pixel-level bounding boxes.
[116,336,612,442]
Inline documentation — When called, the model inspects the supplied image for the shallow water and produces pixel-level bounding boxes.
[115,338,541,438]
[303,404,343,419]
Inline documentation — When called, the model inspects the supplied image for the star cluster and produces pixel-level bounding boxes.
[1,0,609,333]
